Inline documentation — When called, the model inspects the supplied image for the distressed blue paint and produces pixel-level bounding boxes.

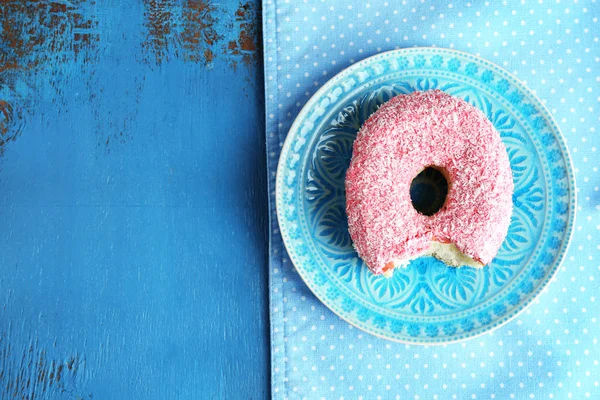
[0,1,268,398]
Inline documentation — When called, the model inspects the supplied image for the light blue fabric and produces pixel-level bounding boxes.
[264,1,600,398]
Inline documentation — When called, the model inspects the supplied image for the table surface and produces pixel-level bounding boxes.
[0,1,269,399]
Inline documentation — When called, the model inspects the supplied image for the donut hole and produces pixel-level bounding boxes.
[409,166,448,216]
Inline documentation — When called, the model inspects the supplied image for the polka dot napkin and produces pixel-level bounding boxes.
[264,1,600,398]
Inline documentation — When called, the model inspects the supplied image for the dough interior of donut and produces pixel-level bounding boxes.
[383,242,484,278]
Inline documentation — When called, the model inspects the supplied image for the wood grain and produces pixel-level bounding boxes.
[0,1,268,398]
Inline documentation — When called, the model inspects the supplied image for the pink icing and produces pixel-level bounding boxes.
[345,90,514,275]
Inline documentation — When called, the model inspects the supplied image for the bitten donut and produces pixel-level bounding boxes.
[345,90,514,276]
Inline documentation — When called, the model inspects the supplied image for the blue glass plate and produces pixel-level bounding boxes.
[276,48,575,344]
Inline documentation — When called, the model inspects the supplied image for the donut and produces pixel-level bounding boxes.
[345,90,514,276]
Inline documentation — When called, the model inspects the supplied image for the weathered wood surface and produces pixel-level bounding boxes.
[0,1,268,398]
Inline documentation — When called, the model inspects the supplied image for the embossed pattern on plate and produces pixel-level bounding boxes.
[276,48,575,344]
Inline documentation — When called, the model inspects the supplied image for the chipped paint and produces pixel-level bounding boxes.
[1,0,261,158]
[0,100,24,156]
[181,0,222,64]
[227,1,260,70]
[0,0,99,74]
[140,0,261,69]
[0,334,90,399]
[0,0,99,157]
[142,0,176,65]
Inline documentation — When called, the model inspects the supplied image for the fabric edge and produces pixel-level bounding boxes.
[263,1,285,399]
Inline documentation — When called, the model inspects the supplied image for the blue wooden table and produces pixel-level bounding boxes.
[0,1,269,398]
